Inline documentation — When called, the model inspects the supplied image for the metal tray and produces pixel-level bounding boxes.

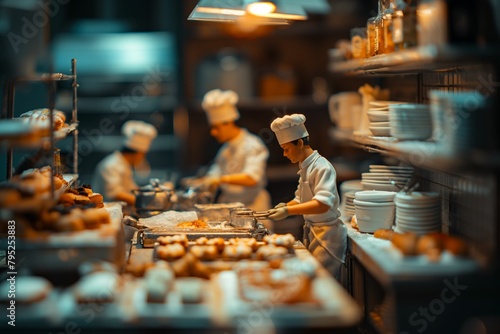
[140,228,250,247]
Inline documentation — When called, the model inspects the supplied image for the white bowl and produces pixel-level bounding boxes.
[355,205,395,233]
[367,111,390,122]
[354,190,396,202]
[354,199,395,207]
[369,126,391,136]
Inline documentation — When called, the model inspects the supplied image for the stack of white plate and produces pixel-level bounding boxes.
[367,101,403,136]
[362,165,414,191]
[353,190,396,233]
[343,191,357,218]
[389,103,432,140]
[339,179,363,219]
[394,192,441,235]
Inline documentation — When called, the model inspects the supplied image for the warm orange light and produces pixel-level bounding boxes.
[246,2,276,16]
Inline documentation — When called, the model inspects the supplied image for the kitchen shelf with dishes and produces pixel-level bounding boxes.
[1,58,80,190]
[329,45,500,76]
[329,127,500,171]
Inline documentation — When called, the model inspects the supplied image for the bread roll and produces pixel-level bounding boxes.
[391,232,419,256]
[374,229,395,241]
[444,236,468,256]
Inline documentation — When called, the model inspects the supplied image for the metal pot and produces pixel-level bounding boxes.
[133,185,173,211]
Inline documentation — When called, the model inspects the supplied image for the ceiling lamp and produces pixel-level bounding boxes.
[188,0,308,24]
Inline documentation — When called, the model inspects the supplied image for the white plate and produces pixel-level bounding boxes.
[369,165,414,170]
[362,182,401,192]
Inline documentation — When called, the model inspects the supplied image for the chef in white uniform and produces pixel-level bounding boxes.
[198,89,271,219]
[92,120,157,206]
[267,114,347,279]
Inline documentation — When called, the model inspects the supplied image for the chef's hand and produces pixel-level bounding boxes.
[267,207,289,221]
[200,176,221,191]
[274,202,287,209]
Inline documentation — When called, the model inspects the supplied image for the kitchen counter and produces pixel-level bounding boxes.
[125,240,361,332]
[342,217,481,288]
[2,234,361,333]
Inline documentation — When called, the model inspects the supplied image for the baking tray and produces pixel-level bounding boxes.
[139,227,256,248]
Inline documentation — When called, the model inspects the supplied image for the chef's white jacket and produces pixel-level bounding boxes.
[92,151,138,201]
[207,128,270,211]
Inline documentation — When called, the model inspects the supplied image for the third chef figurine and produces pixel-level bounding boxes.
[198,89,272,228]
[267,114,347,279]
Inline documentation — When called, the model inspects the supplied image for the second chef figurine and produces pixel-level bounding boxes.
[267,114,347,279]
[196,89,272,226]
[92,120,157,206]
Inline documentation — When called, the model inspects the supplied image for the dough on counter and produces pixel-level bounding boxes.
[144,262,174,303]
[175,277,204,303]
[75,272,120,304]
[0,276,52,304]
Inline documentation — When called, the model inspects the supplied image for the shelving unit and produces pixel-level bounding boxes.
[329,45,500,75]
[329,128,500,171]
[1,59,79,195]
[329,42,500,334]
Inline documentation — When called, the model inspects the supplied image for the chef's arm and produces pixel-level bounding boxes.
[219,173,257,187]
[114,191,136,206]
[286,199,329,215]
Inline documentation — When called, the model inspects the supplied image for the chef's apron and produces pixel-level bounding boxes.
[299,156,347,279]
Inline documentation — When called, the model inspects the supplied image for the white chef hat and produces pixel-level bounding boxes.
[122,120,158,153]
[270,114,309,145]
[201,89,240,126]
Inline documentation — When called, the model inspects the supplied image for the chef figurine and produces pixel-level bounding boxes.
[267,114,347,279]
[197,89,272,226]
[92,120,158,206]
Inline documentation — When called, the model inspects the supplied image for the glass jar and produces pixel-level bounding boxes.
[351,27,367,59]
[366,16,379,57]
[392,0,417,50]
[382,0,396,54]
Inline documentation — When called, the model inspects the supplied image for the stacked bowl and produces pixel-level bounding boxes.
[367,101,403,136]
[354,191,396,233]
[389,103,433,140]
[361,165,414,191]
[394,192,441,235]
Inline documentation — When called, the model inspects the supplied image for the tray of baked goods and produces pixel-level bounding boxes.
[138,211,269,247]
[1,177,124,276]
[0,108,74,148]
[151,234,297,265]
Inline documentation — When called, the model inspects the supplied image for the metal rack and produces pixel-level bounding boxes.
[1,58,79,196]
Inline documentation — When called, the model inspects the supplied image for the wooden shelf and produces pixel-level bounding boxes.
[329,127,500,171]
[329,44,500,76]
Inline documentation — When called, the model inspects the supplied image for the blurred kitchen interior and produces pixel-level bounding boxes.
[0,0,384,215]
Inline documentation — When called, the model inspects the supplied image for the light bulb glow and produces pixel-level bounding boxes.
[246,2,276,16]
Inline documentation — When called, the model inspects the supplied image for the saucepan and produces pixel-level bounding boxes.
[133,179,174,211]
